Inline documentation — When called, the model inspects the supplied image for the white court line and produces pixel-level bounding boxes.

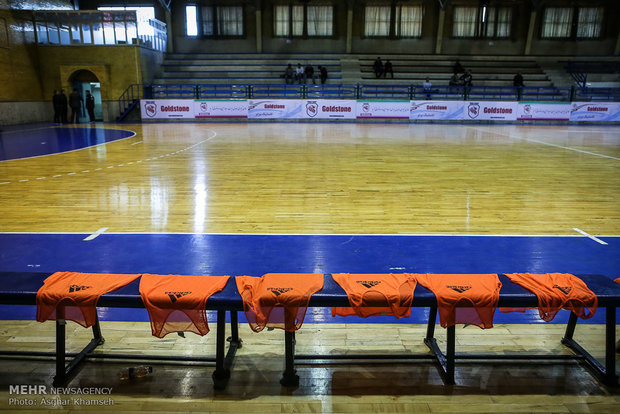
[572,228,608,245]
[0,182,10,185]
[131,141,143,145]
[474,128,620,161]
[83,227,109,241]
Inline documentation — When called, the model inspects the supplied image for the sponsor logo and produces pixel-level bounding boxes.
[447,285,471,293]
[468,103,480,119]
[484,107,513,114]
[200,102,208,112]
[268,287,293,296]
[165,291,191,303]
[69,284,92,293]
[265,104,285,109]
[161,105,190,112]
[356,280,382,289]
[322,105,352,113]
[553,285,572,295]
[587,106,608,112]
[427,105,447,111]
[306,101,318,117]
[523,104,531,114]
[144,101,157,117]
[362,103,370,112]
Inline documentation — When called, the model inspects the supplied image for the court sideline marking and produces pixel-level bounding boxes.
[573,228,608,245]
[473,127,620,161]
[0,129,217,186]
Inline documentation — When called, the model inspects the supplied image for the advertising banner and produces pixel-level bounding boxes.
[464,101,518,121]
[517,102,571,121]
[357,101,410,119]
[141,99,194,119]
[570,102,620,122]
[410,101,465,120]
[303,100,357,119]
[247,99,303,119]
[195,100,247,118]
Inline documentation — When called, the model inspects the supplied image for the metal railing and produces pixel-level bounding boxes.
[573,87,620,102]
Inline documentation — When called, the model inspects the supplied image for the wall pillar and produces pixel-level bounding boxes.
[524,11,537,56]
[165,10,174,53]
[346,2,353,53]
[615,28,620,55]
[435,9,445,54]
[255,0,262,53]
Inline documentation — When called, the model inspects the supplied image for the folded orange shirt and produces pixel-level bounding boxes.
[415,274,502,329]
[331,273,417,318]
[502,273,597,322]
[36,272,140,327]
[235,273,323,332]
[139,274,230,338]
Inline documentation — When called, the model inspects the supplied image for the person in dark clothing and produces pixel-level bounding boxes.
[453,59,465,74]
[305,63,316,84]
[59,89,68,123]
[513,72,524,100]
[319,66,328,84]
[68,88,83,123]
[52,90,63,123]
[373,57,384,78]
[85,90,95,122]
[284,64,294,84]
[460,70,472,87]
[383,60,393,78]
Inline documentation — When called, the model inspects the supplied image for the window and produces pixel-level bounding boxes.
[364,6,391,37]
[452,6,477,37]
[200,6,243,36]
[485,7,512,38]
[396,5,422,37]
[185,5,198,36]
[541,7,573,38]
[577,7,603,38]
[274,3,333,37]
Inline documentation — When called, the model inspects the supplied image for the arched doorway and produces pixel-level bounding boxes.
[68,70,102,122]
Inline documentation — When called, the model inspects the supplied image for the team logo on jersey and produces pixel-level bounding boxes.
[268,287,293,296]
[553,285,572,295]
[357,280,381,289]
[467,103,480,119]
[144,101,157,117]
[306,102,318,117]
[166,291,191,303]
[447,285,471,293]
[69,284,92,293]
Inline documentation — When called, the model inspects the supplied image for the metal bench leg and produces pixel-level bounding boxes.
[212,310,230,390]
[280,330,299,387]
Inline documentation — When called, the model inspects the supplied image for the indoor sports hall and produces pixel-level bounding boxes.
[1,1,620,413]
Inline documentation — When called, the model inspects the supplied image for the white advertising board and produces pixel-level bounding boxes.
[195,100,247,118]
[410,101,465,120]
[303,100,357,119]
[141,99,195,119]
[357,101,410,119]
[464,101,518,121]
[517,103,571,121]
[570,102,620,122]
[247,100,303,119]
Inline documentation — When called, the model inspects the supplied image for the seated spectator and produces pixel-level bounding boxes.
[384,60,394,78]
[319,66,328,84]
[460,70,472,87]
[373,57,384,78]
[295,63,305,84]
[284,64,294,84]
[305,63,316,84]
[513,72,524,87]
[448,73,461,87]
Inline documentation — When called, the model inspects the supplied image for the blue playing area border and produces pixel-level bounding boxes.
[0,233,617,324]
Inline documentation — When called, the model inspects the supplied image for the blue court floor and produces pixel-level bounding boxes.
[0,232,617,325]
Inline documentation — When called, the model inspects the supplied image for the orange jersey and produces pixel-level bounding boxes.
[503,273,597,322]
[139,274,230,338]
[615,278,619,284]
[331,273,417,318]
[36,272,140,327]
[235,273,324,332]
[415,274,502,329]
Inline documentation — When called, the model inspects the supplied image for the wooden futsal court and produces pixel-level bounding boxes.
[0,122,619,412]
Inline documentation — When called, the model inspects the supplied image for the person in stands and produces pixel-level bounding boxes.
[305,63,316,84]
[319,66,328,84]
[295,63,305,84]
[513,72,524,100]
[383,60,394,78]
[284,64,294,84]
[373,57,384,78]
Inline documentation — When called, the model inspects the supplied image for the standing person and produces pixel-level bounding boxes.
[453,59,464,74]
[295,63,305,84]
[513,72,524,100]
[85,90,96,122]
[68,88,83,123]
[305,63,316,84]
[319,66,328,84]
[59,89,68,123]
[373,57,384,78]
[52,90,62,124]
[284,64,294,84]
[423,77,432,99]
[383,60,394,78]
